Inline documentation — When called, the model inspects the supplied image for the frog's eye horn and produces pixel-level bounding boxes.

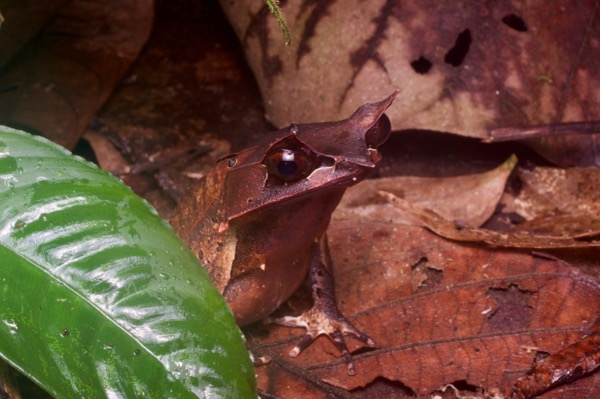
[265,148,314,182]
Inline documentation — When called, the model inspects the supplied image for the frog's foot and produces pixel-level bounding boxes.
[272,305,375,375]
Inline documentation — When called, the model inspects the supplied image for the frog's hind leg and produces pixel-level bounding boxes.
[270,235,375,375]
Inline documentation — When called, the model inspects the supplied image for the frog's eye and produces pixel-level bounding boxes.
[265,148,314,182]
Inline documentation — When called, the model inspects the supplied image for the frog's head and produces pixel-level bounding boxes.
[222,92,397,219]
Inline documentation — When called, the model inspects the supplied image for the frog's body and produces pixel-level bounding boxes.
[170,92,397,373]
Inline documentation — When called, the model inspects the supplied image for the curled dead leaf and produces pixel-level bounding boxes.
[340,155,517,228]
[381,192,600,249]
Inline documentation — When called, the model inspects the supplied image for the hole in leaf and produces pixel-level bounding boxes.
[534,350,550,364]
[502,13,528,32]
[444,29,472,67]
[410,56,433,74]
[411,257,443,291]
[486,285,535,331]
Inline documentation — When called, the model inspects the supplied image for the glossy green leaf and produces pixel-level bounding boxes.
[0,127,256,398]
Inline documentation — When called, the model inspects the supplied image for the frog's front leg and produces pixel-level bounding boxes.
[271,234,375,375]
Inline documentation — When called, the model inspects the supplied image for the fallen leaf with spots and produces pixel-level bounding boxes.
[222,0,600,166]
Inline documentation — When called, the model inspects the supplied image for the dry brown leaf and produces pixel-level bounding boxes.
[487,121,600,167]
[82,130,130,174]
[248,213,600,398]
[0,0,154,149]
[500,166,600,237]
[221,1,600,141]
[340,155,517,228]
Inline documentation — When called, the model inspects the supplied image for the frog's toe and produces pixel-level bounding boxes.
[271,306,375,375]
